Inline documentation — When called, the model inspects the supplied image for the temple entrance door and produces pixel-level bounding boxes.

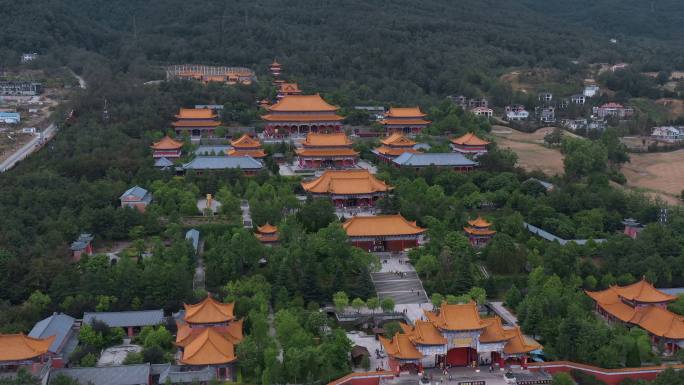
[192,129,201,136]
[403,126,410,134]
[446,347,476,366]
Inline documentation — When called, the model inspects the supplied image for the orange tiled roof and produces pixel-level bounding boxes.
[295,149,359,157]
[279,83,301,93]
[381,119,431,126]
[586,288,637,322]
[464,227,497,236]
[175,108,216,119]
[171,120,221,127]
[400,321,446,345]
[183,296,235,324]
[257,223,278,234]
[374,146,419,157]
[424,302,484,331]
[503,327,542,354]
[151,136,183,150]
[301,170,392,195]
[342,215,426,237]
[230,134,262,148]
[386,107,426,118]
[302,132,352,147]
[176,320,244,347]
[479,317,509,343]
[468,216,492,227]
[613,278,677,303]
[379,334,422,360]
[381,133,417,147]
[179,327,237,365]
[630,306,684,339]
[0,333,55,361]
[261,114,344,122]
[268,94,339,112]
[451,132,490,146]
[227,148,267,158]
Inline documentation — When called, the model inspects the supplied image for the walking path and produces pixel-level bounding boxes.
[193,239,206,291]
[371,253,432,322]
[0,123,57,173]
[488,301,518,326]
[241,200,252,228]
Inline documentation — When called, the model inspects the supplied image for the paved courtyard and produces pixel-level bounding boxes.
[372,254,429,307]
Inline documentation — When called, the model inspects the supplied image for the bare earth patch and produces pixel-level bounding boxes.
[622,150,684,204]
[491,126,565,176]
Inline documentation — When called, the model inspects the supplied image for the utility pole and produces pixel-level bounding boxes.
[102,98,110,124]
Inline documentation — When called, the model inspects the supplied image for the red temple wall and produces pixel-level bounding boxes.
[528,362,676,385]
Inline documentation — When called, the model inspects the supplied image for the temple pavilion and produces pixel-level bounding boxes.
[0,333,55,373]
[587,278,683,354]
[342,214,426,252]
[450,133,490,156]
[262,94,344,138]
[464,217,496,247]
[175,295,243,380]
[228,134,267,158]
[151,136,184,159]
[295,132,359,169]
[255,223,279,245]
[379,302,541,373]
[381,107,431,135]
[172,108,220,137]
[301,169,392,208]
[277,83,302,99]
[372,132,419,163]
[269,60,282,79]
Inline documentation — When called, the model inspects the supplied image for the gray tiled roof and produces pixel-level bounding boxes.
[119,186,149,200]
[29,313,76,354]
[70,233,94,251]
[49,364,150,385]
[83,310,164,328]
[392,152,477,167]
[183,156,263,170]
[158,365,216,384]
[523,222,606,245]
[194,145,230,155]
[154,157,174,168]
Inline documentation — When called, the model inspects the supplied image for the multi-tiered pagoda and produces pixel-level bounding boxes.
[172,108,220,137]
[381,107,431,135]
[373,132,419,163]
[262,94,344,138]
[151,136,184,159]
[464,216,496,247]
[228,134,266,159]
[450,132,490,156]
[295,132,358,169]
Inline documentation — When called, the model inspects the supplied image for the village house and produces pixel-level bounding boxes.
[342,214,426,252]
[83,310,165,337]
[28,313,78,368]
[372,132,420,163]
[182,156,264,176]
[175,295,243,380]
[0,111,21,124]
[471,107,493,118]
[538,92,553,103]
[381,107,431,135]
[392,152,477,172]
[151,136,183,159]
[228,134,267,158]
[255,223,279,245]
[468,98,489,109]
[570,94,586,104]
[504,105,529,121]
[587,278,683,354]
[0,81,42,96]
[379,302,541,373]
[120,186,152,213]
[651,126,684,143]
[593,103,634,119]
[449,95,468,109]
[535,106,555,123]
[463,217,496,247]
[622,218,644,240]
[172,108,220,138]
[21,52,39,63]
[450,132,490,156]
[301,169,392,208]
[262,94,344,138]
[295,132,359,169]
[584,82,600,98]
[70,233,94,262]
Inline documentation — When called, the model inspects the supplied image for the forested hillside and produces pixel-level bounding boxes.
[2,0,683,104]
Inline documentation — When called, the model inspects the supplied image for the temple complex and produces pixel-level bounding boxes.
[450,133,490,156]
[166,65,256,85]
[342,214,426,252]
[379,302,541,373]
[262,94,344,138]
[464,217,496,247]
[175,295,243,380]
[301,169,392,208]
[151,136,184,159]
[295,132,359,169]
[255,223,279,245]
[381,107,430,135]
[587,279,683,354]
[172,108,220,137]
[228,134,267,158]
[0,333,55,373]
[372,133,419,163]
[277,83,302,99]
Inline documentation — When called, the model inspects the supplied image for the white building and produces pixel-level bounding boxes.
[571,94,586,104]
[584,84,600,98]
[505,105,529,121]
[651,126,684,143]
[471,107,493,118]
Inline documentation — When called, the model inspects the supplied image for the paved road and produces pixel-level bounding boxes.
[0,123,57,173]
[489,301,518,326]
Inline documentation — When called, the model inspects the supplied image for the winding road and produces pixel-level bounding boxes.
[0,123,57,173]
